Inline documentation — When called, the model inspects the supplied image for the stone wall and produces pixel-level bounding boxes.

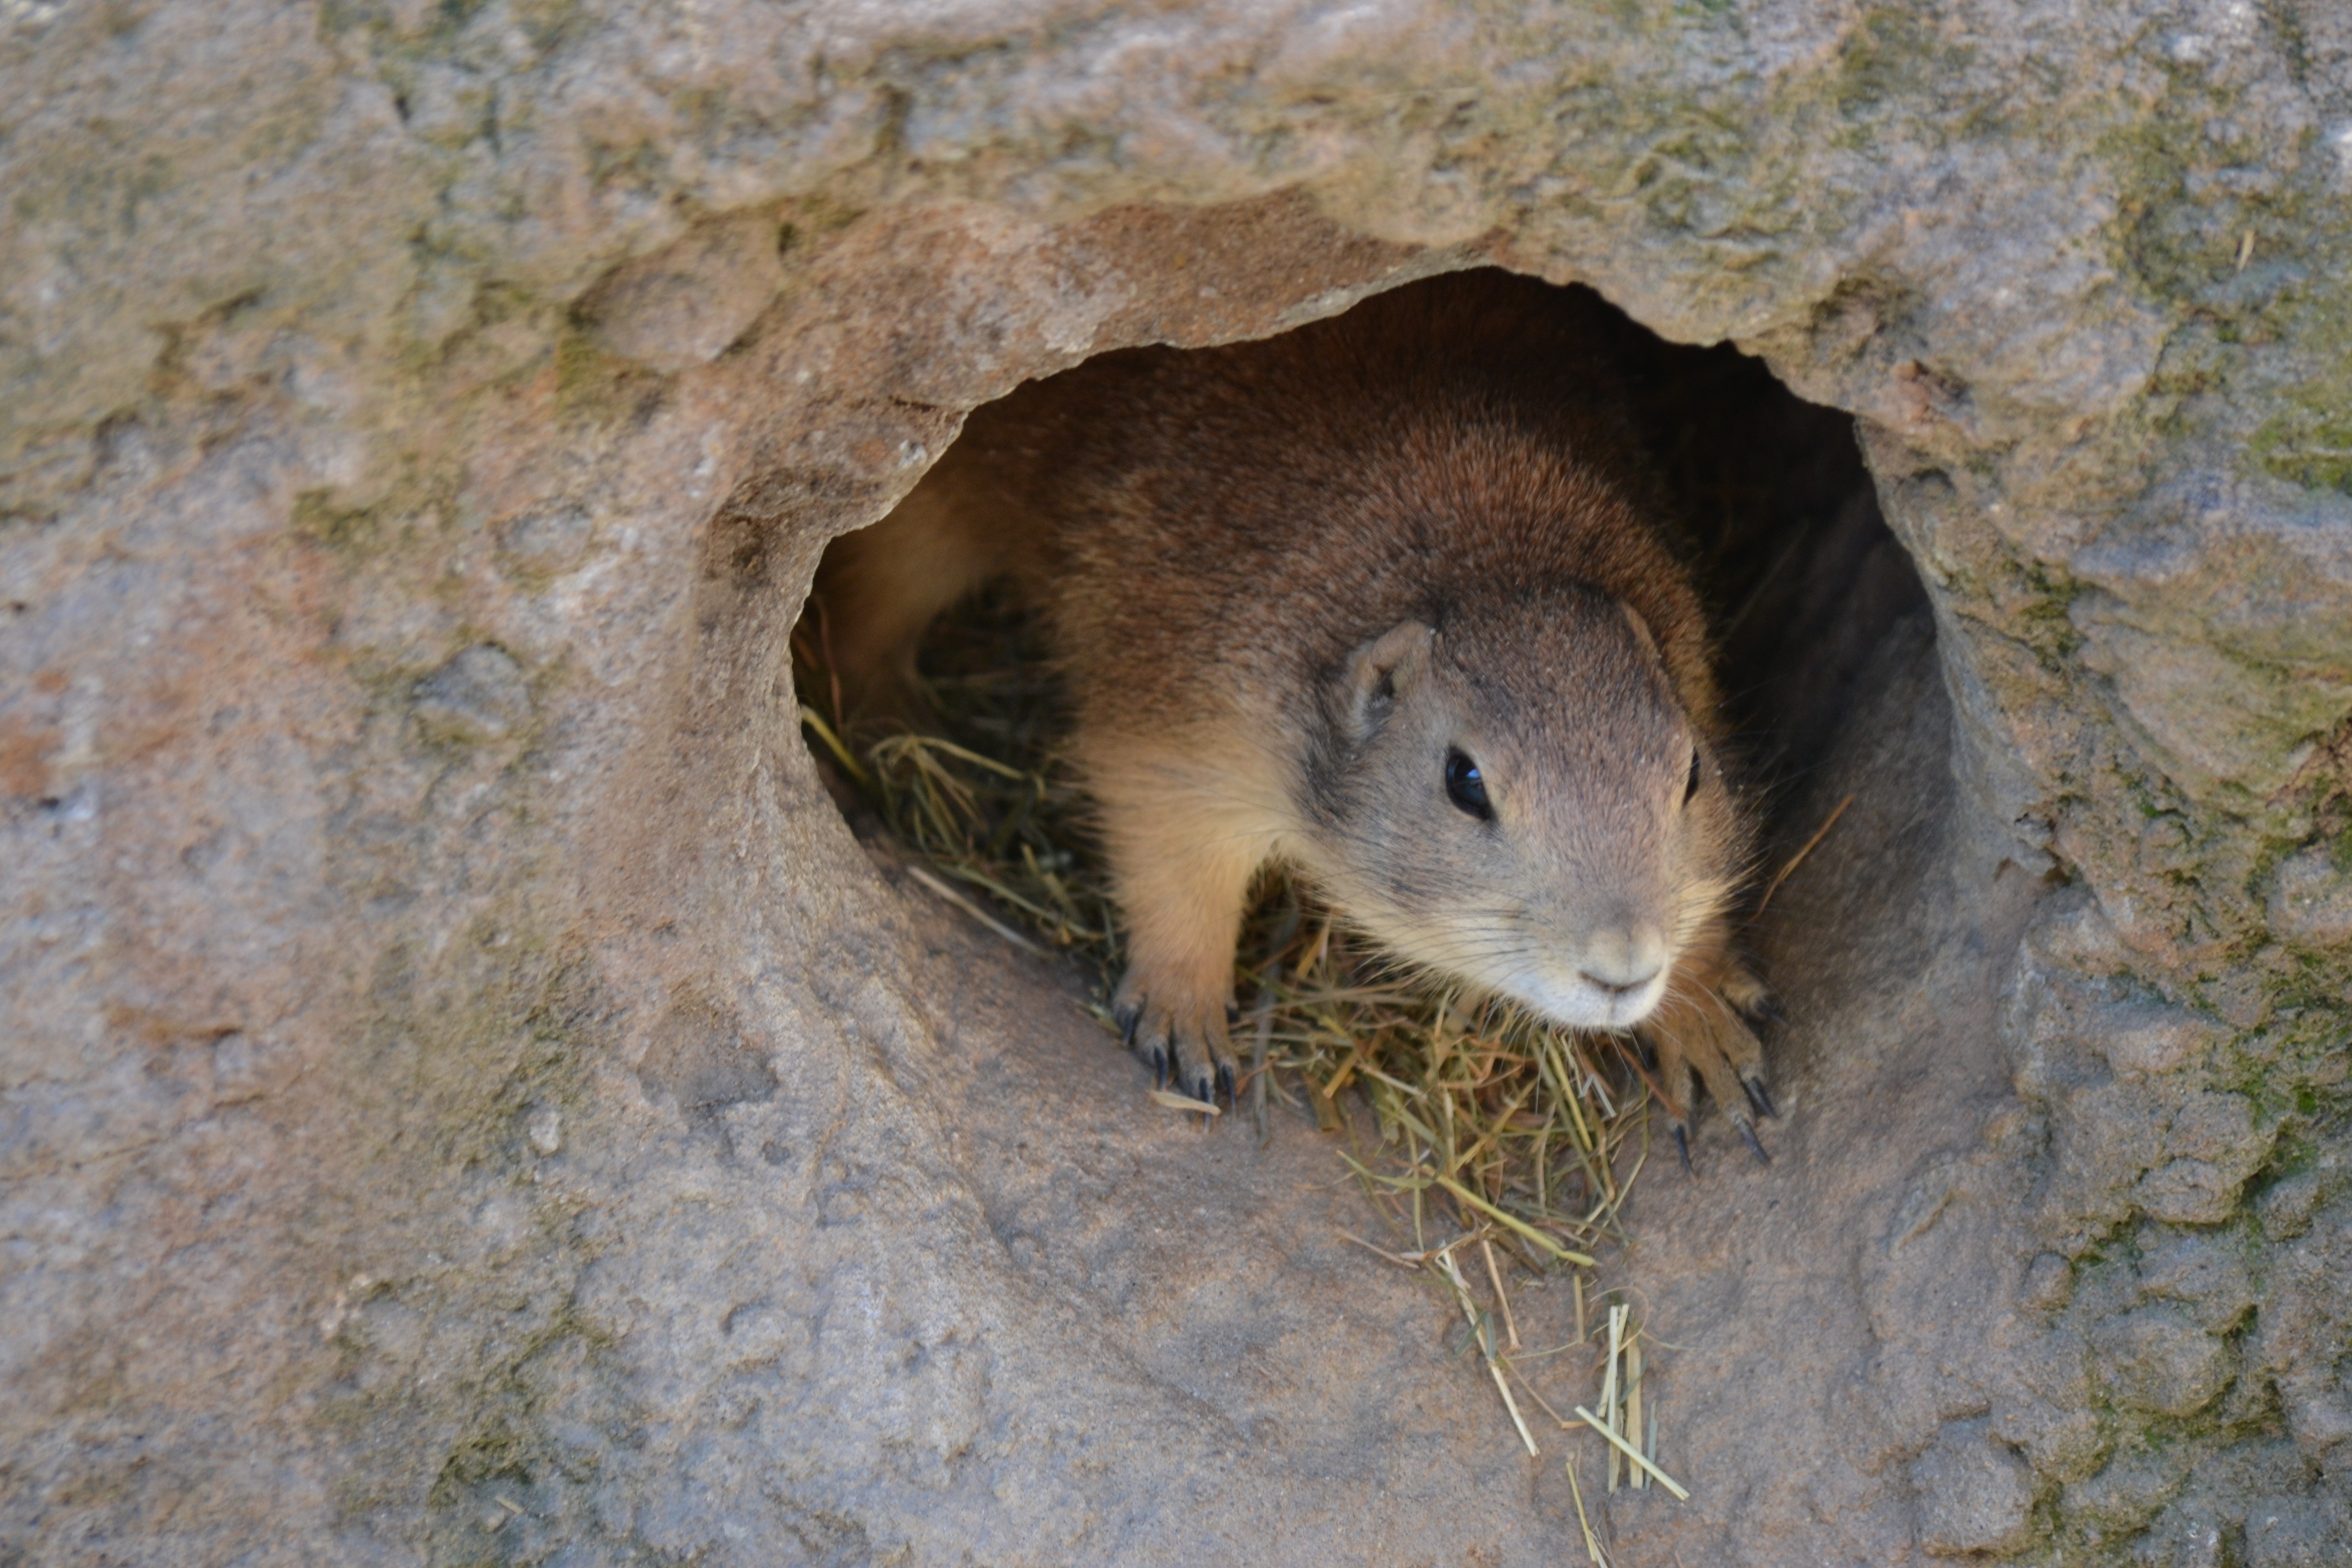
[4,3,2348,1563]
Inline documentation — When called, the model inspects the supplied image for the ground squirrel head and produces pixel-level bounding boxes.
[1301,583,1742,1031]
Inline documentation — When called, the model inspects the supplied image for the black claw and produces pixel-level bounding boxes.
[1672,1121,1693,1173]
[1149,1044,1169,1088]
[1117,1006,1141,1048]
[1736,1117,1772,1165]
[1742,1073,1779,1121]
[1744,994,1787,1028]
[1215,1062,1236,1109]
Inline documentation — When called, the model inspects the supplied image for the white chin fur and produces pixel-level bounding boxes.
[1511,970,1670,1033]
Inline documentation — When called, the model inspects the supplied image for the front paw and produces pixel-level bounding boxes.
[1636,983,1774,1170]
[1112,970,1237,1110]
[1716,959,1780,1027]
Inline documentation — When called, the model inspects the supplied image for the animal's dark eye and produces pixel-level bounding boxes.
[1684,746,1703,806]
[1445,749,1491,821]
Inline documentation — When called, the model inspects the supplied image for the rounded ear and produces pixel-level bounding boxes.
[1340,619,1434,741]
[1619,600,1662,663]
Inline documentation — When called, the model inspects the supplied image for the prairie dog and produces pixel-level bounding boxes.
[817,273,1773,1153]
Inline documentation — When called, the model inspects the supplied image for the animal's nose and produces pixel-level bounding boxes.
[1580,968,1660,999]
[1581,920,1668,997]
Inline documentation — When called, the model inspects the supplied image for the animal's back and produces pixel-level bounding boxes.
[974,275,1719,744]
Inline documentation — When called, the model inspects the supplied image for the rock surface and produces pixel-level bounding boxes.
[5,1,2350,1564]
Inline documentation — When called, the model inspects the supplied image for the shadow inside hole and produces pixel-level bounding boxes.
[1601,312,1930,821]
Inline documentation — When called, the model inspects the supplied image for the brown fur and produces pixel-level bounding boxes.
[817,273,1771,1142]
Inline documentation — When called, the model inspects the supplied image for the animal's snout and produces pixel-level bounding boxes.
[1579,968,1660,1000]
[1580,921,1668,994]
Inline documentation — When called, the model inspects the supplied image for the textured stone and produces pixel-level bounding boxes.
[5,1,2351,1564]
[2138,1093,2271,1227]
[2022,1253,2076,1314]
[498,506,596,575]
[411,644,534,745]
[2133,1501,2229,1568]
[2068,1447,2189,1535]
[2249,1178,2352,1466]
[1913,1421,2037,1558]
[2095,1306,2236,1418]
[2100,1005,2228,1083]
[2258,1170,2325,1241]
[208,1031,303,1106]
[2242,1495,2352,1568]
[580,212,795,373]
[2137,1231,2256,1334]
[2270,846,2352,951]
